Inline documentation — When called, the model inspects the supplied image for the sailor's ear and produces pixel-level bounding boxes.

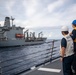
[61,31,64,35]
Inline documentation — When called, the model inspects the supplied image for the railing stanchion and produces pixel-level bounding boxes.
[0,61,2,75]
[51,40,54,60]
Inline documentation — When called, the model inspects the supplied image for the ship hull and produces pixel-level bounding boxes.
[0,39,46,48]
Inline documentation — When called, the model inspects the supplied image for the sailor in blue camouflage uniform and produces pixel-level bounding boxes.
[70,20,76,74]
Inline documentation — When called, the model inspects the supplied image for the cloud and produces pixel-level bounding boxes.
[47,0,63,13]
[5,0,16,15]
[21,0,74,29]
[0,0,76,39]
[0,21,4,26]
[22,0,39,18]
[13,0,76,31]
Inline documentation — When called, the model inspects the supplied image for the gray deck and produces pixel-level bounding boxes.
[20,58,63,75]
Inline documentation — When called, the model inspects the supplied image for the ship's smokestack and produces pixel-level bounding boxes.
[4,17,10,27]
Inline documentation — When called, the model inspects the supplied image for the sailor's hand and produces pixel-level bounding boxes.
[60,58,63,62]
[69,32,72,35]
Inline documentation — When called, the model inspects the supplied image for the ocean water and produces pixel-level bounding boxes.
[0,39,60,75]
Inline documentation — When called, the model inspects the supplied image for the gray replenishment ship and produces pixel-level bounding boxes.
[0,17,47,47]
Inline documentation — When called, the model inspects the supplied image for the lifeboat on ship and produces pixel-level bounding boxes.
[15,34,24,38]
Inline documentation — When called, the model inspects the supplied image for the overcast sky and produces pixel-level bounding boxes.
[0,0,76,39]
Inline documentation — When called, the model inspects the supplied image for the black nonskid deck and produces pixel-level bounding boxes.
[20,59,63,75]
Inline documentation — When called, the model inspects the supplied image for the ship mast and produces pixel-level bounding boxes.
[11,16,15,26]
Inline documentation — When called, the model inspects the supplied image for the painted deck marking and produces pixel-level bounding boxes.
[38,67,61,73]
[31,66,36,70]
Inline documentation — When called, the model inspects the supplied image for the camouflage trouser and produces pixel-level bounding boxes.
[72,54,76,74]
[0,67,2,74]
[0,61,2,74]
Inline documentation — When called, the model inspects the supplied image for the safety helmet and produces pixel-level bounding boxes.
[72,20,76,25]
[61,26,69,31]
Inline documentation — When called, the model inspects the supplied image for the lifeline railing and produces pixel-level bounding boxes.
[0,40,60,75]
